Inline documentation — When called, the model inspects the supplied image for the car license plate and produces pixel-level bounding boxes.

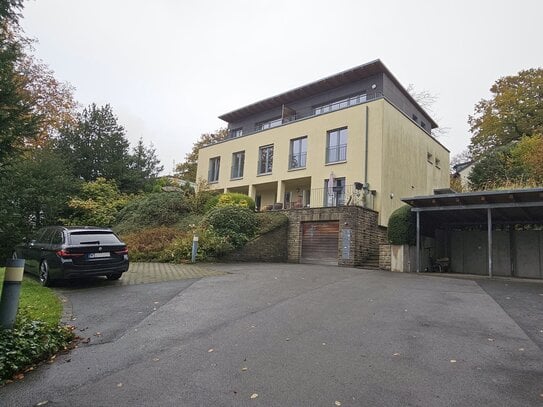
[88,252,110,259]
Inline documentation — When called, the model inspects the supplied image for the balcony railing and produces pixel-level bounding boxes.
[262,185,375,211]
[224,91,384,140]
[289,152,307,169]
[326,144,347,163]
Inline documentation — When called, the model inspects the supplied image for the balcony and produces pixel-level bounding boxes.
[225,91,384,140]
[262,184,375,211]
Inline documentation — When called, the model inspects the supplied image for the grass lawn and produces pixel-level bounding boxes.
[0,267,63,326]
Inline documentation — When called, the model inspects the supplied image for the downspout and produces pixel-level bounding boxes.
[364,106,369,184]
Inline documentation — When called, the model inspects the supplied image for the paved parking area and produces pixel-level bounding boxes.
[2,263,542,407]
[119,262,226,285]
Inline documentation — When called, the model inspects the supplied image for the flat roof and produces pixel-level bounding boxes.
[219,59,438,129]
[403,188,543,225]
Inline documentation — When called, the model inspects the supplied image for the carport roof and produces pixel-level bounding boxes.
[402,188,543,225]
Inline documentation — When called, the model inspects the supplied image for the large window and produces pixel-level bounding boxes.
[230,128,243,138]
[258,145,274,175]
[208,157,220,183]
[314,93,367,115]
[324,177,345,207]
[326,128,347,163]
[289,136,307,169]
[256,118,282,131]
[231,151,245,179]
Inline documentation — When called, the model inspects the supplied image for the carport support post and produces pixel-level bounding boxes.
[487,208,493,278]
[416,210,420,273]
[0,259,25,330]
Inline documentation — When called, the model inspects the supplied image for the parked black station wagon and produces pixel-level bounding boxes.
[13,226,129,286]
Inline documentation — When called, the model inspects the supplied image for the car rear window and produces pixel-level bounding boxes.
[68,232,122,245]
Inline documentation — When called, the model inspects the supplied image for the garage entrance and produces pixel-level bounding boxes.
[301,221,339,265]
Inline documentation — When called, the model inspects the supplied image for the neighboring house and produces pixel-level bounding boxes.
[196,59,449,227]
[452,161,474,189]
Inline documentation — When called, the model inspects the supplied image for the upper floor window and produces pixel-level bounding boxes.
[289,136,307,169]
[231,151,245,179]
[427,152,433,164]
[326,128,347,164]
[230,128,243,138]
[208,157,220,183]
[435,157,441,169]
[256,118,282,131]
[258,145,274,175]
[314,93,367,115]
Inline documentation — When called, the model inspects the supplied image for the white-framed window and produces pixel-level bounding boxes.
[326,127,347,163]
[230,128,243,138]
[208,157,220,183]
[258,145,274,175]
[314,93,367,115]
[256,118,282,131]
[231,151,245,179]
[289,136,307,169]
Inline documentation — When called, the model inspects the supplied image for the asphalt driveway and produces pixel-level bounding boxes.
[1,263,542,406]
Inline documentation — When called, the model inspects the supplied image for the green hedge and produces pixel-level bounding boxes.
[203,206,258,248]
[114,192,190,234]
[387,205,416,245]
[204,192,256,212]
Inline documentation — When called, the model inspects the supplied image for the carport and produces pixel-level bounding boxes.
[403,188,543,278]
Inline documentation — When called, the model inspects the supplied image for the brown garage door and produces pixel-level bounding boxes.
[301,221,339,265]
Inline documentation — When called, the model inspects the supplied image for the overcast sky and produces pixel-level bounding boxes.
[21,0,543,174]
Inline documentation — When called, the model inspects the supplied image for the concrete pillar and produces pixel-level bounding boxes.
[276,181,285,207]
[248,184,256,200]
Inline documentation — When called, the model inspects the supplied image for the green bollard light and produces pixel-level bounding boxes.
[0,258,25,329]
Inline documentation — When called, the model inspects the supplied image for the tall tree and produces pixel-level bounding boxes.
[16,53,78,146]
[175,128,227,181]
[0,145,78,259]
[55,103,131,183]
[123,137,164,193]
[468,68,543,158]
[0,0,39,167]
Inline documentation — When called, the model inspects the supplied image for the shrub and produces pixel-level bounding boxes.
[203,206,258,248]
[204,192,256,212]
[64,178,129,227]
[162,225,234,262]
[255,212,289,235]
[0,313,74,382]
[387,205,416,245]
[114,192,190,234]
[121,227,186,262]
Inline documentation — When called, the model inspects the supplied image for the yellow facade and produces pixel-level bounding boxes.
[196,98,449,226]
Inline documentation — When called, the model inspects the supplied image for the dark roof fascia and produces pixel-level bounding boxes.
[402,188,543,208]
[219,59,438,129]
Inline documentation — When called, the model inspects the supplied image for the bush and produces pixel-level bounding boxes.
[203,206,258,248]
[0,314,74,382]
[255,212,289,235]
[162,226,234,262]
[387,205,416,245]
[121,227,187,262]
[114,192,190,234]
[204,192,256,212]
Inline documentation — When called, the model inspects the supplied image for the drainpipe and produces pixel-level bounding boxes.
[364,106,369,185]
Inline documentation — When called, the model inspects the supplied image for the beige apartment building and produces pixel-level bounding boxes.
[197,60,449,227]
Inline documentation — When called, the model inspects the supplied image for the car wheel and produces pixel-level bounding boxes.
[106,273,122,281]
[39,260,52,287]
